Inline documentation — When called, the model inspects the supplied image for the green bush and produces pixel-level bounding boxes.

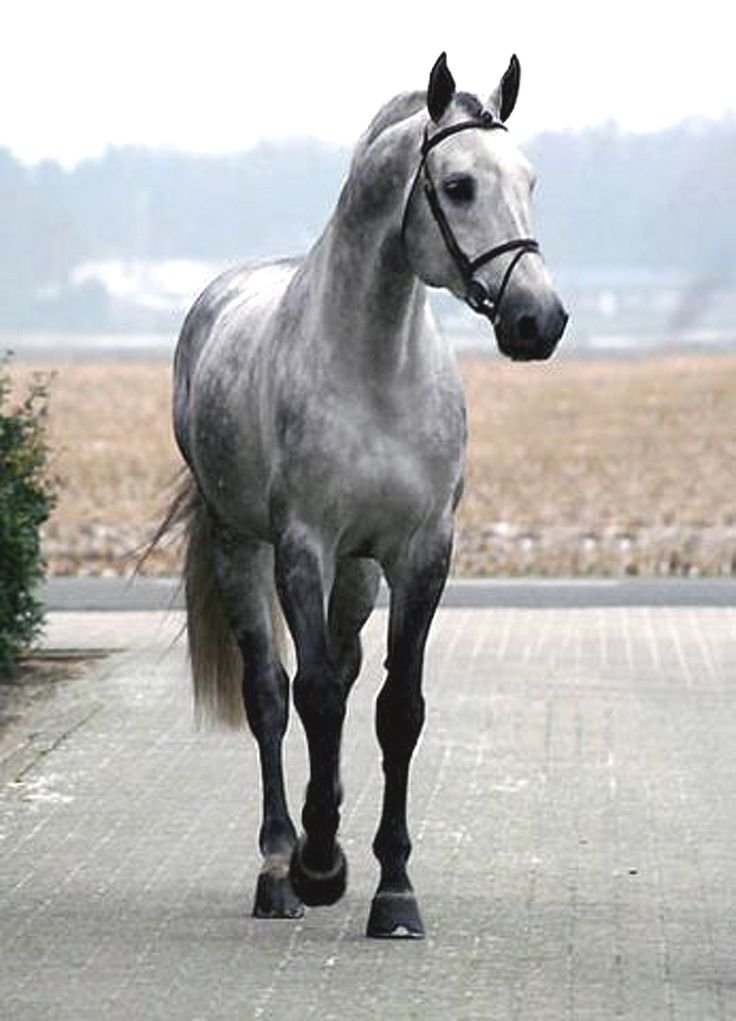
[0,361,56,674]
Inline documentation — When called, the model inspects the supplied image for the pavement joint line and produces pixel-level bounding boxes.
[8,704,102,785]
[0,646,123,786]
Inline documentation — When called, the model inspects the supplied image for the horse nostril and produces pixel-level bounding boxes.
[518,315,538,343]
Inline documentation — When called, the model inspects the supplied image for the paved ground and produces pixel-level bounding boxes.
[40,575,736,611]
[2,587,736,1019]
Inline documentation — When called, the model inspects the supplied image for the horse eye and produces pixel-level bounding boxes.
[442,175,476,204]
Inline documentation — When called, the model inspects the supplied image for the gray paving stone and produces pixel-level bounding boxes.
[1,605,736,1019]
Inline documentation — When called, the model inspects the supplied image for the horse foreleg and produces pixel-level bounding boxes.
[368,536,452,939]
[275,528,348,907]
[327,557,382,690]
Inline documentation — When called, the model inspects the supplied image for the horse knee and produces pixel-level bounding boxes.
[329,633,362,689]
[376,684,425,754]
[293,667,346,730]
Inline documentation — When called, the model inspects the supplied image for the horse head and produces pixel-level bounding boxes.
[402,52,568,361]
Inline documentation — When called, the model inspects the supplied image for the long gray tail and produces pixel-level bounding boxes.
[181,481,245,728]
[150,473,283,729]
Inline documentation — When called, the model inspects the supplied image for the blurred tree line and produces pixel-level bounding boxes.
[0,116,734,330]
[528,116,736,273]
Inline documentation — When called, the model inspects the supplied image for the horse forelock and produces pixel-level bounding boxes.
[454,92,485,119]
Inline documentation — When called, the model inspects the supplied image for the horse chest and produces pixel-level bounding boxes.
[277,392,464,546]
[343,429,464,557]
[347,441,432,512]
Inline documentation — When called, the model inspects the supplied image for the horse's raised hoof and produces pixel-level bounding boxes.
[366,890,425,939]
[289,835,347,907]
[252,856,305,919]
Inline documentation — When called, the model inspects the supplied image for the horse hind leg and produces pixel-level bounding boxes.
[208,528,303,919]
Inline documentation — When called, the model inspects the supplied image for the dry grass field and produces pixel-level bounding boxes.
[7,353,736,577]
[458,354,736,575]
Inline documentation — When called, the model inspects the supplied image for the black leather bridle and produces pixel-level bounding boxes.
[401,112,541,323]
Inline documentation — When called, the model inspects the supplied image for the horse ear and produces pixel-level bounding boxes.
[427,52,456,122]
[488,54,521,122]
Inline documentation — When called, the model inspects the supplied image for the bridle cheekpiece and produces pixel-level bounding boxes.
[401,112,541,323]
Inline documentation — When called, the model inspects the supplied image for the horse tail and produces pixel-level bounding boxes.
[148,471,286,730]
[180,481,244,728]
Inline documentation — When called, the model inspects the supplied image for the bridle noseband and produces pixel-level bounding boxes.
[401,112,541,323]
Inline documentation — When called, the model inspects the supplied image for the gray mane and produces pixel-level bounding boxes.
[357,91,426,152]
[355,88,487,157]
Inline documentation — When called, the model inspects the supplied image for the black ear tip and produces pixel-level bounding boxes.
[427,50,456,122]
[499,53,521,121]
[430,51,449,80]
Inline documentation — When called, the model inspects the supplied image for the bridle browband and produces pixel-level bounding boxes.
[401,112,541,323]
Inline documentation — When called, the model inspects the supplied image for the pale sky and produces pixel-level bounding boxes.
[2,0,733,165]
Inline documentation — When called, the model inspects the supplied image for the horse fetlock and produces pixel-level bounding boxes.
[258,817,297,858]
[373,825,411,854]
[289,835,348,907]
[301,797,341,857]
[372,797,415,898]
[253,855,304,920]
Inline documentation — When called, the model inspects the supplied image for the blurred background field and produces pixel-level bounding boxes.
[3,3,735,579]
[7,351,736,578]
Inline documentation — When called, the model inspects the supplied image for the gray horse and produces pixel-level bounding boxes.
[167,52,567,938]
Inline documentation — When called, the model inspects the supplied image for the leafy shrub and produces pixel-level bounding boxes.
[0,362,56,673]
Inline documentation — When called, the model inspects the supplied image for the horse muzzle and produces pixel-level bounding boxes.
[494,298,568,362]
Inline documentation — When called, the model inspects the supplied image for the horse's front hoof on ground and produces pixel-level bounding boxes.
[366,890,425,939]
[289,835,347,907]
[253,856,305,919]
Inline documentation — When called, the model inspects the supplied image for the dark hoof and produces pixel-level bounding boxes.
[252,856,304,919]
[289,836,347,907]
[366,891,425,939]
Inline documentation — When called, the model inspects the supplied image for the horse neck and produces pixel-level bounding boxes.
[308,115,433,382]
